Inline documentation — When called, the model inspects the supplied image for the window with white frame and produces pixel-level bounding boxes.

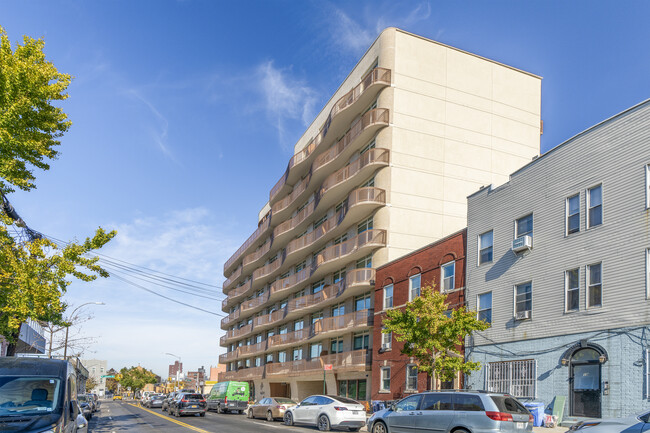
[380,367,391,391]
[566,194,580,235]
[441,261,455,292]
[357,216,373,234]
[406,364,418,391]
[587,262,603,308]
[356,254,372,269]
[514,282,532,319]
[565,268,580,312]
[478,292,492,325]
[409,274,421,301]
[292,347,303,361]
[587,185,603,228]
[516,214,533,239]
[384,284,393,309]
[486,359,536,398]
[479,231,493,265]
[381,327,392,349]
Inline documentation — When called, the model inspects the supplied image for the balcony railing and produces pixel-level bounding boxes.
[271,174,312,217]
[313,229,386,270]
[241,292,270,313]
[239,341,267,357]
[223,265,243,292]
[320,148,389,197]
[219,350,239,365]
[221,308,241,329]
[222,323,253,344]
[253,308,286,328]
[222,280,252,310]
[218,365,265,382]
[243,240,272,269]
[287,282,344,313]
[346,268,376,287]
[313,309,373,335]
[273,200,316,239]
[268,328,310,348]
[269,268,310,297]
[268,67,391,204]
[252,258,282,282]
[265,349,370,376]
[224,214,272,276]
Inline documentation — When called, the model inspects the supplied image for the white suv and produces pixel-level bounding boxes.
[284,395,366,431]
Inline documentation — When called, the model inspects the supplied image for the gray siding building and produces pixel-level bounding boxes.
[465,99,650,420]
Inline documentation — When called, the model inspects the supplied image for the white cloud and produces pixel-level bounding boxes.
[257,61,318,149]
[60,208,240,377]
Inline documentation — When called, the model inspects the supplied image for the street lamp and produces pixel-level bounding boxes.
[165,352,182,391]
[63,302,105,359]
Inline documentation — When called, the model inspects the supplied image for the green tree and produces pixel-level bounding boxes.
[86,376,98,392]
[0,26,116,355]
[382,284,489,383]
[118,366,158,397]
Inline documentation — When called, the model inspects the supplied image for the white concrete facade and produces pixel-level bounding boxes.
[82,358,108,396]
[220,27,541,402]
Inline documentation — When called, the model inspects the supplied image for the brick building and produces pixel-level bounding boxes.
[371,229,466,402]
[168,360,183,378]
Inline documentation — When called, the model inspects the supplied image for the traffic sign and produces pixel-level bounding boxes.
[101,375,115,378]
[324,364,333,370]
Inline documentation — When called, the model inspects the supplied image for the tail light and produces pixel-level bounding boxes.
[181,399,188,403]
[277,405,286,409]
[485,411,513,422]
[225,396,228,404]
[200,399,206,403]
[529,414,534,424]
[334,406,348,411]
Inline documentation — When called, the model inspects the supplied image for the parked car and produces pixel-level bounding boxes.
[74,400,90,432]
[568,410,650,433]
[162,392,178,412]
[366,390,534,433]
[145,393,166,408]
[113,394,123,401]
[284,395,366,431]
[168,392,207,417]
[89,393,101,410]
[79,400,93,420]
[248,397,298,421]
[0,357,84,433]
[206,380,249,414]
[78,394,95,413]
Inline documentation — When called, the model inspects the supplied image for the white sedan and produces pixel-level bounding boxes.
[284,395,366,431]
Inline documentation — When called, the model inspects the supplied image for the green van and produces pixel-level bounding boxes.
[206,381,249,414]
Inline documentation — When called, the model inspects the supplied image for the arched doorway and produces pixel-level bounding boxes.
[570,348,602,418]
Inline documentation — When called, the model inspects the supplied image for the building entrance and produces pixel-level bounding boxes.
[570,348,601,418]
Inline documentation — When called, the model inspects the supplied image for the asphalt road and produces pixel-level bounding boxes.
[89,400,333,433]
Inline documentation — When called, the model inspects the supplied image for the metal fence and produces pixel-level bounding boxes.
[485,359,536,398]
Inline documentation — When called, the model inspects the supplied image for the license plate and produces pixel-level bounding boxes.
[229,403,235,406]
[353,411,359,415]
[516,422,524,429]
[190,405,197,408]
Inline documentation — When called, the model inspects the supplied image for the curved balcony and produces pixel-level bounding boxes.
[268,328,310,349]
[265,350,370,377]
[283,282,345,323]
[311,229,386,279]
[220,308,241,330]
[269,67,392,205]
[224,214,272,278]
[242,239,273,273]
[273,200,316,245]
[239,341,267,357]
[222,279,252,311]
[219,350,239,365]
[219,365,265,382]
[251,257,283,290]
[269,268,310,301]
[240,291,270,316]
[252,308,286,331]
[313,309,373,340]
[271,174,312,223]
[222,265,243,293]
[221,323,253,345]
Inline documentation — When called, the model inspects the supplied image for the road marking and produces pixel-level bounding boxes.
[128,404,211,433]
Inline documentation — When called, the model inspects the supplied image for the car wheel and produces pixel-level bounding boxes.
[266,411,274,422]
[284,412,294,426]
[200,412,206,417]
[372,421,387,433]
[318,414,331,431]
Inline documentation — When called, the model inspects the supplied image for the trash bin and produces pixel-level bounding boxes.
[523,402,545,427]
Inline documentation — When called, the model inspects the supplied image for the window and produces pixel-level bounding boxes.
[441,261,455,292]
[406,364,418,391]
[330,337,343,354]
[353,332,369,350]
[356,254,372,269]
[295,261,306,273]
[359,140,375,155]
[355,293,371,311]
[565,268,579,312]
[312,279,325,294]
[453,394,485,411]
[314,214,328,230]
[279,325,288,335]
[294,320,304,331]
[381,327,392,349]
[409,274,421,301]
[395,394,421,410]
[359,175,375,188]
[486,359,536,398]
[383,284,393,309]
[311,311,323,324]
[421,393,452,410]
[266,353,274,364]
[516,214,533,239]
[478,292,492,325]
[587,263,602,308]
[292,347,303,361]
[566,194,580,234]
[333,268,346,284]
[335,199,346,214]
[479,231,493,265]
[310,342,323,359]
[380,367,391,391]
[333,233,347,245]
[357,216,373,234]
[338,379,366,400]
[255,357,262,367]
[331,303,345,317]
[587,185,603,228]
[514,282,532,318]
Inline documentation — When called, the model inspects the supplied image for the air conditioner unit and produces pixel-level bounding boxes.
[381,343,391,350]
[512,235,533,253]
[515,310,531,320]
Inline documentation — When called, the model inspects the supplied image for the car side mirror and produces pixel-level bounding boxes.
[391,404,398,412]
[76,414,88,429]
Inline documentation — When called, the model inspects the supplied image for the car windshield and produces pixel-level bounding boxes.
[0,376,61,416]
[276,398,296,404]
[185,394,203,399]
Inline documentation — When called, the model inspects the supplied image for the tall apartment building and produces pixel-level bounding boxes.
[219,27,542,401]
[465,100,650,420]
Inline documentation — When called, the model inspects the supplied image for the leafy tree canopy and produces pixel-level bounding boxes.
[117,366,158,395]
[0,26,72,194]
[382,284,489,382]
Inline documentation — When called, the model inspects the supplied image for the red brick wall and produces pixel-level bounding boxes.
[371,229,466,401]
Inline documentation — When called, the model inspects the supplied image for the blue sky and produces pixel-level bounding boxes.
[2,1,649,378]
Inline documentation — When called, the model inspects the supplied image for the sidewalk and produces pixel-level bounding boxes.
[534,427,569,433]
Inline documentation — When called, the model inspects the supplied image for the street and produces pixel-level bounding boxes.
[89,400,328,433]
